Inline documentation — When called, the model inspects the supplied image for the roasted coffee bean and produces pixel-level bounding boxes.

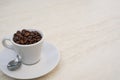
[13,29,42,45]
[21,30,25,36]
[16,41,20,44]
[36,39,40,41]
[20,40,24,44]
[30,32,34,36]
[28,36,32,39]
[16,31,21,34]
[22,29,28,33]
[24,32,30,37]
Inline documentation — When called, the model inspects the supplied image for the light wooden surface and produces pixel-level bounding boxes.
[0,0,120,80]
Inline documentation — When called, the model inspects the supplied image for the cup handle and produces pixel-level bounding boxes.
[2,36,14,50]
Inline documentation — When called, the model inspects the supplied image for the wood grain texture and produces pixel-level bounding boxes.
[0,0,120,80]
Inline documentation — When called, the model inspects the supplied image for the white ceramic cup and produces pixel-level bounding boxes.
[2,29,44,65]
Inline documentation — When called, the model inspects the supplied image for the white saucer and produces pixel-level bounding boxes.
[0,42,60,79]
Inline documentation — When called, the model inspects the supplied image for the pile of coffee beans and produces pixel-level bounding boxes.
[13,29,42,45]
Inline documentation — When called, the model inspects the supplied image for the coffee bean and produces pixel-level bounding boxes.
[25,32,30,37]
[16,41,20,44]
[30,32,34,36]
[28,36,32,39]
[20,40,24,44]
[16,31,21,34]
[13,29,42,45]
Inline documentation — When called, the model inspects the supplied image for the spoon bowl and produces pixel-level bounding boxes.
[7,55,22,71]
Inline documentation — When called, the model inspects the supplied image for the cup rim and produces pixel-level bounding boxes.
[11,29,44,47]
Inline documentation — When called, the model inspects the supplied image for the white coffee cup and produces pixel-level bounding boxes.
[2,29,44,65]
